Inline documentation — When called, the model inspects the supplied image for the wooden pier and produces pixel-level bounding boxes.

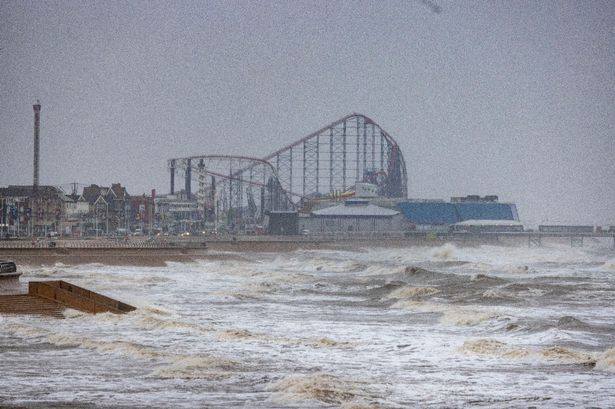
[0,293,65,318]
[0,278,135,318]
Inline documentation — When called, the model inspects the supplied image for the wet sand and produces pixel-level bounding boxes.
[0,240,336,266]
[0,237,540,266]
[0,248,218,267]
[0,236,515,267]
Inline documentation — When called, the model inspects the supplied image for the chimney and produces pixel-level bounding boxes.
[33,100,41,192]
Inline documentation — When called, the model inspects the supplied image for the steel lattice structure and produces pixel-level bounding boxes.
[167,114,407,226]
[167,155,293,228]
[262,113,407,201]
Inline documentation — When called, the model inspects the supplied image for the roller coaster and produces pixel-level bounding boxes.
[167,113,408,226]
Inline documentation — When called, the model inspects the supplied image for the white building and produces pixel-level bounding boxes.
[300,200,405,234]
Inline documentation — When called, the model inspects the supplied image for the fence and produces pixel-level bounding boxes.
[0,238,177,249]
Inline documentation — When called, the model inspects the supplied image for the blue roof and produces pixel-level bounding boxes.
[398,202,458,225]
[455,203,515,221]
[398,201,518,225]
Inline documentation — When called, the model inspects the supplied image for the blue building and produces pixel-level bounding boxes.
[398,196,519,231]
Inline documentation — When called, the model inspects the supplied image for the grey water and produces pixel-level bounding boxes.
[1,242,614,408]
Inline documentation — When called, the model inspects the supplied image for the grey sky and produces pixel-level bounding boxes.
[1,0,613,224]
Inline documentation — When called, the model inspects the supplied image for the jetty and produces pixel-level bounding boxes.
[0,260,135,318]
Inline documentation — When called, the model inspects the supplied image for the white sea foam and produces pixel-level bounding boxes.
[392,300,500,326]
[267,373,368,405]
[217,326,356,348]
[151,353,240,379]
[429,243,458,261]
[2,322,50,338]
[441,309,500,326]
[3,243,615,407]
[48,334,163,359]
[361,264,407,277]
[595,347,615,372]
[385,285,440,300]
[460,339,595,365]
[135,315,215,333]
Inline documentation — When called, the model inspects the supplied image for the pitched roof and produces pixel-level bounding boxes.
[312,203,399,217]
[110,183,129,199]
[0,185,71,202]
[81,185,103,204]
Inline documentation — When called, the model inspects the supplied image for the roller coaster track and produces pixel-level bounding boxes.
[167,114,408,225]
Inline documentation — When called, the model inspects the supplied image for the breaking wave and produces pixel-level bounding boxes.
[440,309,500,326]
[151,353,240,379]
[218,328,254,339]
[556,316,591,331]
[2,322,50,339]
[267,373,369,405]
[429,243,458,261]
[460,339,595,365]
[384,285,440,300]
[0,277,23,292]
[595,347,615,372]
[217,326,355,348]
[46,334,162,360]
[392,301,501,326]
[136,315,215,333]
[397,266,457,284]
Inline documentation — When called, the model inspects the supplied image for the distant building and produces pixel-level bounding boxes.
[155,191,200,233]
[450,219,524,233]
[129,193,156,234]
[0,185,71,236]
[398,197,519,232]
[266,211,299,235]
[80,183,131,234]
[354,182,379,198]
[301,200,405,234]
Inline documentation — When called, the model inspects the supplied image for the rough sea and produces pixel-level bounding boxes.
[1,242,614,408]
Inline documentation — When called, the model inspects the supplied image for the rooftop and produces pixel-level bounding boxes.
[312,202,399,217]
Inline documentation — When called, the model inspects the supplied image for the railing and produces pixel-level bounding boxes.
[0,231,613,249]
[0,238,180,249]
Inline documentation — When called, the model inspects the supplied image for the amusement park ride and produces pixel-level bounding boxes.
[167,114,408,228]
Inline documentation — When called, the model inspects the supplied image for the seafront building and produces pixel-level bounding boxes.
[0,185,71,237]
[0,183,158,237]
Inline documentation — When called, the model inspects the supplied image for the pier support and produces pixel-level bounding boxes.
[170,159,176,194]
[570,236,584,248]
[185,159,192,200]
[528,234,541,248]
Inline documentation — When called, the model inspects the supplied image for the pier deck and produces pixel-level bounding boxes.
[0,293,65,318]
[0,279,135,318]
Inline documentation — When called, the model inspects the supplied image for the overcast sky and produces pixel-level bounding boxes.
[1,0,613,225]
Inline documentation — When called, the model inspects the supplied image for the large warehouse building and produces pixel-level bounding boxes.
[398,198,519,231]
